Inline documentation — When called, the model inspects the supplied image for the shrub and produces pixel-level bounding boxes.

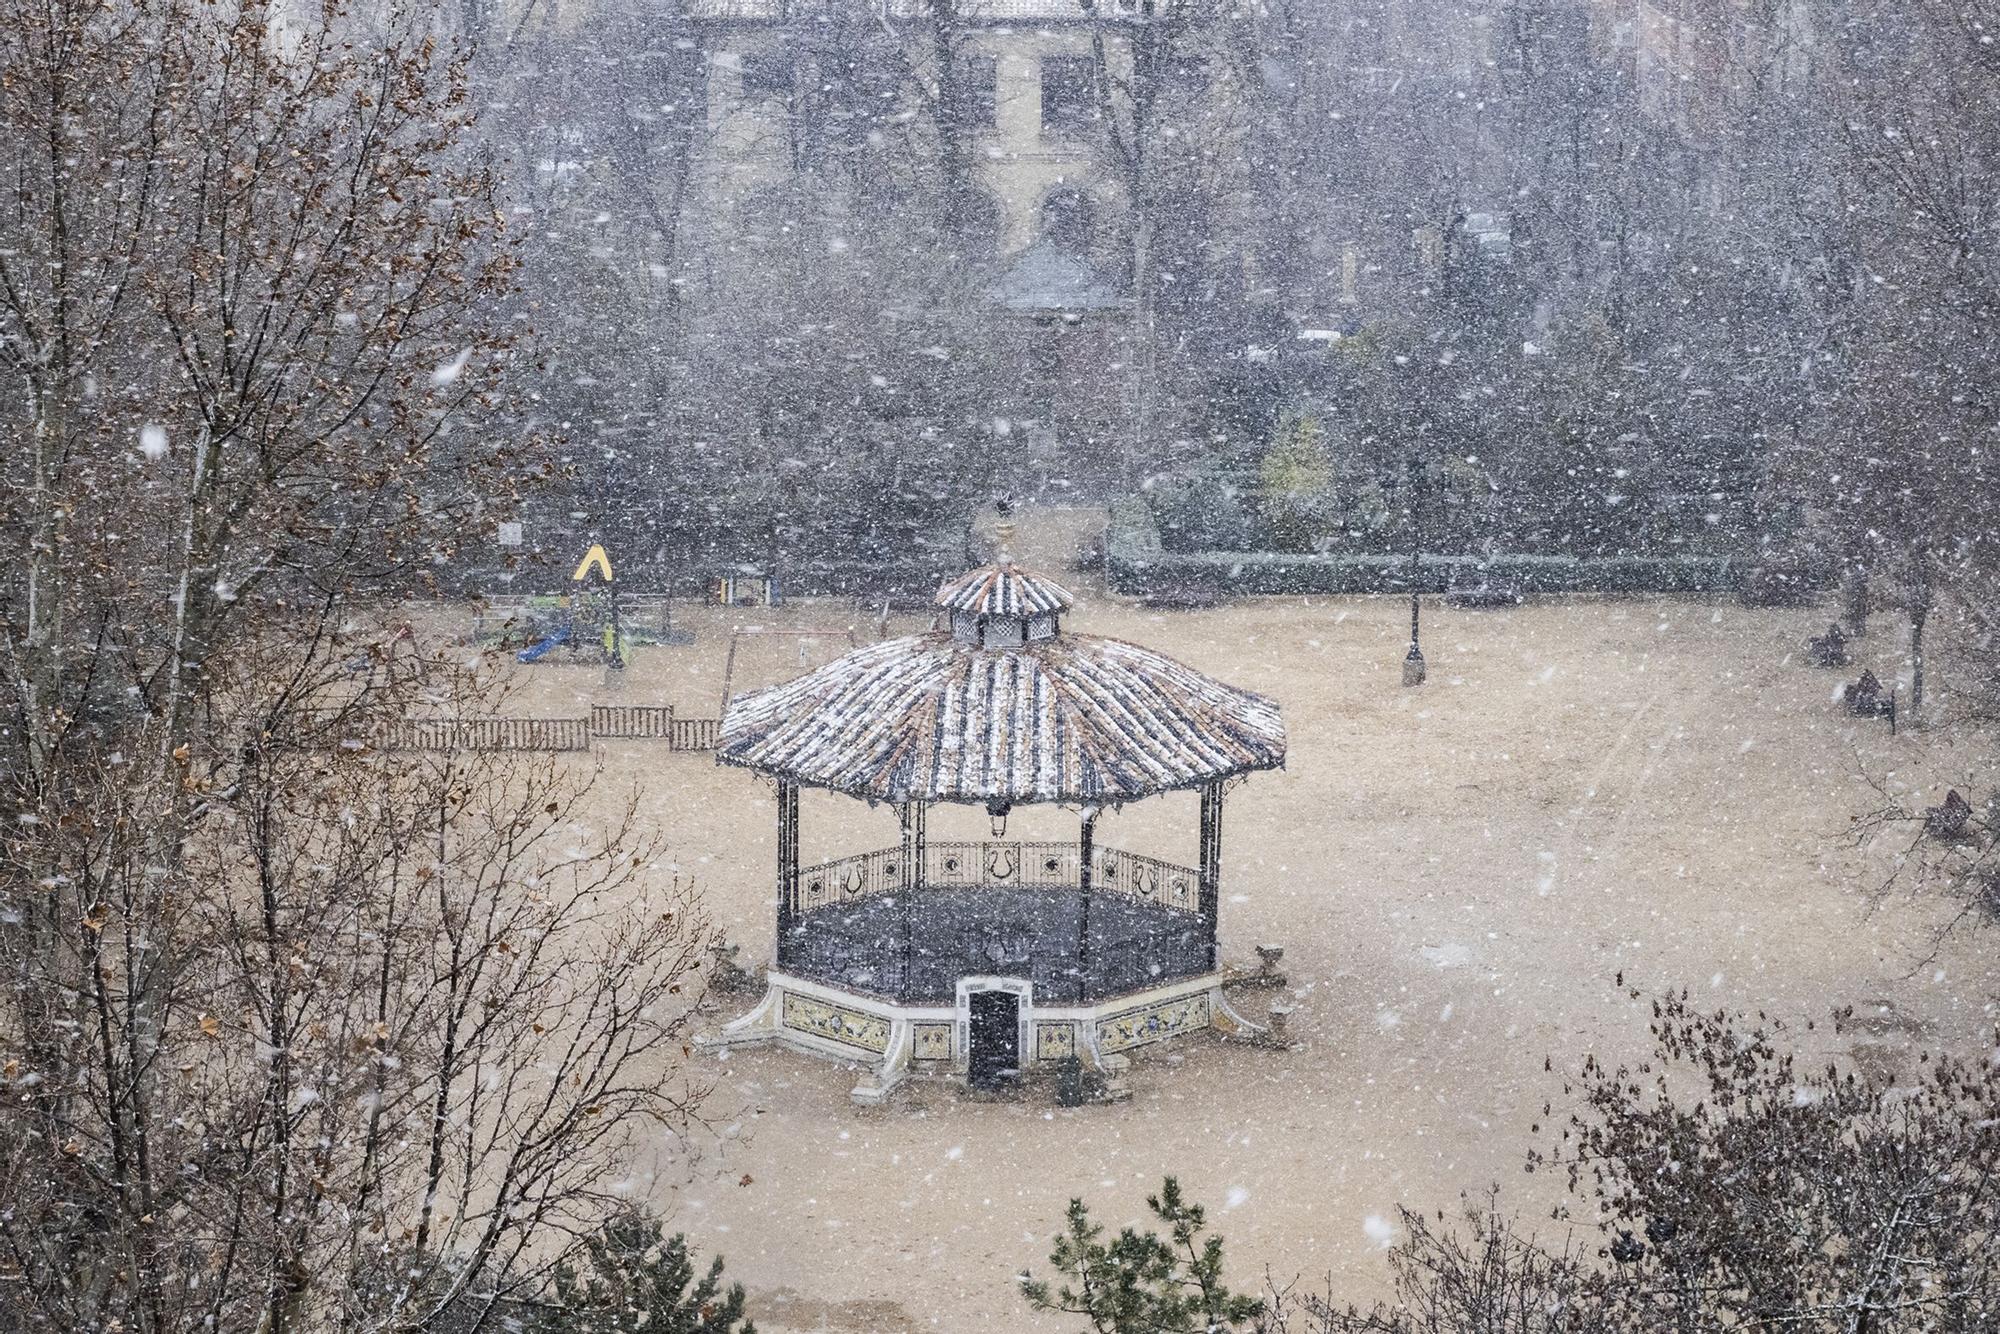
[1146,467,1253,553]
[1256,411,1339,553]
[1738,543,1832,606]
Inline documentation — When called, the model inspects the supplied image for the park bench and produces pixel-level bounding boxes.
[1444,564,1523,609]
[1925,789,1974,841]
[1843,670,1897,733]
[1806,622,1850,668]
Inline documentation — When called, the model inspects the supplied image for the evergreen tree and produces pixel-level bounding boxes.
[544,1210,754,1334]
[1023,1177,1262,1334]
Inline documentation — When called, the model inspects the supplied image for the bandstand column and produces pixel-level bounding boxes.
[1198,780,1223,969]
[1076,810,1097,1001]
[897,802,926,999]
[776,780,800,971]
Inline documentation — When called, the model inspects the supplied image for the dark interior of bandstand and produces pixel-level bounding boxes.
[786,882,1211,1004]
[776,823,1223,1005]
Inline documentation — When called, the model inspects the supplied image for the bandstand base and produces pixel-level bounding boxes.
[698,968,1270,1104]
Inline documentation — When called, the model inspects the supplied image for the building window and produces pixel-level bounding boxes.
[644,23,709,123]
[739,51,793,100]
[1412,226,1444,277]
[956,192,1004,261]
[667,56,711,124]
[1040,56,1096,135]
[1041,188,1095,253]
[1166,53,1211,96]
[956,56,997,130]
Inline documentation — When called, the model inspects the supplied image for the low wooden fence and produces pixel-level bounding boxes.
[590,704,677,739]
[381,717,593,752]
[670,716,722,751]
[375,706,723,753]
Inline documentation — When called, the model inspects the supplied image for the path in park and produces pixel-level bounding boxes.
[990,503,1108,592]
[483,588,2000,1334]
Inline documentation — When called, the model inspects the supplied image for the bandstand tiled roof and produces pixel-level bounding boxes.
[934,563,1074,617]
[716,564,1285,805]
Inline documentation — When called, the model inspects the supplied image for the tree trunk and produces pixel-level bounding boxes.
[1910,598,1930,719]
[1843,563,1869,638]
[1908,547,1933,720]
[928,1,972,238]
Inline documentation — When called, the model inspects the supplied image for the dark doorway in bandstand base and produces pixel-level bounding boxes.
[968,990,1021,1089]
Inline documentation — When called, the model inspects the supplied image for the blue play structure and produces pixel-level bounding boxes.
[516,626,572,663]
[508,543,626,669]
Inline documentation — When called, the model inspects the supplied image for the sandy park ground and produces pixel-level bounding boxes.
[421,569,2000,1333]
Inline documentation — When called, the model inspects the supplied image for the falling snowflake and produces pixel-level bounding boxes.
[431,347,474,387]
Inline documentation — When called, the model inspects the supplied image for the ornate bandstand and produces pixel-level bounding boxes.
[704,560,1286,1101]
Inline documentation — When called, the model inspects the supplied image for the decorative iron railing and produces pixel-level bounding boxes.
[790,840,1201,916]
[588,705,721,750]
[794,847,902,914]
[925,841,1080,890]
[1092,846,1201,914]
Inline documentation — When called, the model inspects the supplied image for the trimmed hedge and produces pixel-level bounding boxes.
[1105,496,1750,598]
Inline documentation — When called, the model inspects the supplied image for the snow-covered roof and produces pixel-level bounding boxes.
[716,577,1285,804]
[934,562,1074,617]
[986,242,1129,313]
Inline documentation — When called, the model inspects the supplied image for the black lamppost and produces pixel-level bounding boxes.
[1403,456,1426,687]
[595,442,625,671]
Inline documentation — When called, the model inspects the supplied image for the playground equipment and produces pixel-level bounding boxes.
[515,625,573,662]
[714,571,781,607]
[515,543,628,668]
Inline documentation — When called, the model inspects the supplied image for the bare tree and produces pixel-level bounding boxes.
[1553,992,2000,1329]
[1262,992,2000,1332]
[2,640,719,1333]
[1796,0,2000,936]
[0,0,530,1056]
[0,5,729,1331]
[1284,1193,1588,1334]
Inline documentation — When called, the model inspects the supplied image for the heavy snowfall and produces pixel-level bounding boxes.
[2,2,1998,1332]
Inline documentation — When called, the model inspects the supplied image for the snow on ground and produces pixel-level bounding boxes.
[464,584,1999,1333]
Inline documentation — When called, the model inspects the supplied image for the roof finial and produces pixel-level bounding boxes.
[993,493,1016,567]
